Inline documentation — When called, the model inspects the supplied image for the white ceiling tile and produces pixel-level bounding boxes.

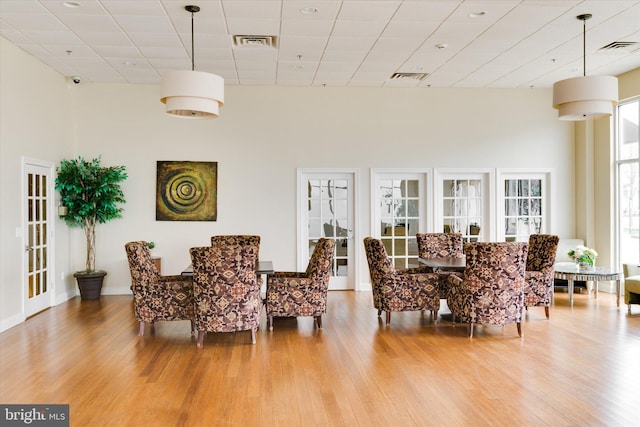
[127,32,182,48]
[0,0,637,87]
[93,46,143,59]
[225,18,280,35]
[332,20,387,37]
[101,1,168,16]
[221,1,281,19]
[281,1,341,20]
[76,31,134,46]
[281,19,334,37]
[21,30,83,45]
[337,1,401,21]
[1,12,67,31]
[139,45,189,59]
[112,15,174,33]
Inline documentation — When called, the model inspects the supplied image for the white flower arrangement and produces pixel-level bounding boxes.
[567,245,598,267]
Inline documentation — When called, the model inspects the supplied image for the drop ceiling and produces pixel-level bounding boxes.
[1,0,639,88]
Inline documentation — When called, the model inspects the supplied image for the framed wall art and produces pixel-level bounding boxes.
[156,161,217,221]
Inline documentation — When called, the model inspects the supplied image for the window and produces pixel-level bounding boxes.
[616,98,640,265]
[497,171,552,242]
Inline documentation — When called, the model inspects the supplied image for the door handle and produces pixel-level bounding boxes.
[25,245,34,252]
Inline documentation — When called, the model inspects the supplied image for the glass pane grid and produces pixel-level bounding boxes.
[379,178,421,268]
[442,179,483,240]
[504,178,543,241]
[308,179,349,277]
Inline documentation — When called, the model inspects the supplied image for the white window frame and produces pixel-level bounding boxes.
[615,96,640,266]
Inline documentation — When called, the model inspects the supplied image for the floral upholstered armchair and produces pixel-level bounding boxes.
[416,232,464,299]
[124,241,195,336]
[190,244,262,346]
[363,237,440,324]
[447,242,528,338]
[266,238,335,330]
[524,234,559,319]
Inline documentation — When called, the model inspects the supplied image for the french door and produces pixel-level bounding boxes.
[24,160,54,317]
[371,170,431,269]
[298,170,357,290]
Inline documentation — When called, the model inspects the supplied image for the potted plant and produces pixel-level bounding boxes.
[55,156,127,299]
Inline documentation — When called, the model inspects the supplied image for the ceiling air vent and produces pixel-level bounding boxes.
[599,41,638,51]
[233,35,278,48]
[389,72,429,81]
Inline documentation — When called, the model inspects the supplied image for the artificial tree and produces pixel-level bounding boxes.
[55,156,127,299]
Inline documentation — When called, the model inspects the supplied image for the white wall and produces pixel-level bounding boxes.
[1,35,578,330]
[74,83,574,296]
[0,37,75,330]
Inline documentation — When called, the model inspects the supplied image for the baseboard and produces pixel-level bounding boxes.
[101,286,132,296]
[0,313,25,333]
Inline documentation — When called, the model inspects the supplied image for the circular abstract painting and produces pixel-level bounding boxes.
[156,161,217,221]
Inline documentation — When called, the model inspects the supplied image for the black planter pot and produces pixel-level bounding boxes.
[74,270,107,300]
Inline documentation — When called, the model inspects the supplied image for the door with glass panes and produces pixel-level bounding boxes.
[24,161,54,317]
[300,172,355,290]
[373,172,429,269]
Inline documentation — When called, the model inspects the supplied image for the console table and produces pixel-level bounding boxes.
[553,264,622,307]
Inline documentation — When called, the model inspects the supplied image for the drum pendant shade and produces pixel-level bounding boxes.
[159,5,224,119]
[552,14,617,121]
[160,71,224,118]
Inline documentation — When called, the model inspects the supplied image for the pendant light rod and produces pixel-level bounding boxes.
[185,5,200,71]
[577,13,592,77]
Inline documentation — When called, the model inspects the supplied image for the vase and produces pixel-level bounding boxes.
[575,259,592,270]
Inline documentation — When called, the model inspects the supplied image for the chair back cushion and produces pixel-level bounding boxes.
[190,244,261,333]
[125,241,158,290]
[454,241,528,324]
[305,238,336,284]
[363,237,395,282]
[416,233,464,259]
[526,234,559,272]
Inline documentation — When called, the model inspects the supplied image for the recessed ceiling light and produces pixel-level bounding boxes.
[300,7,318,15]
[468,11,486,18]
[63,1,81,8]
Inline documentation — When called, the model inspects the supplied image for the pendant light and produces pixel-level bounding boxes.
[160,5,224,119]
[552,14,618,121]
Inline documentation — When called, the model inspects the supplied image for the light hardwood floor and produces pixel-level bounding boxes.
[1,290,639,426]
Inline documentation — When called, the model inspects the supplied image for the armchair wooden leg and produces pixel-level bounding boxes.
[268,316,274,331]
[385,312,391,324]
[251,328,256,345]
[468,323,474,338]
[517,322,523,337]
[377,309,382,317]
[544,306,550,319]
[315,315,322,329]
[197,331,205,347]
[190,320,196,335]
[138,321,145,336]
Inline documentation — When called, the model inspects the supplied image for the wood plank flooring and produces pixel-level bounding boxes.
[1,290,639,426]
